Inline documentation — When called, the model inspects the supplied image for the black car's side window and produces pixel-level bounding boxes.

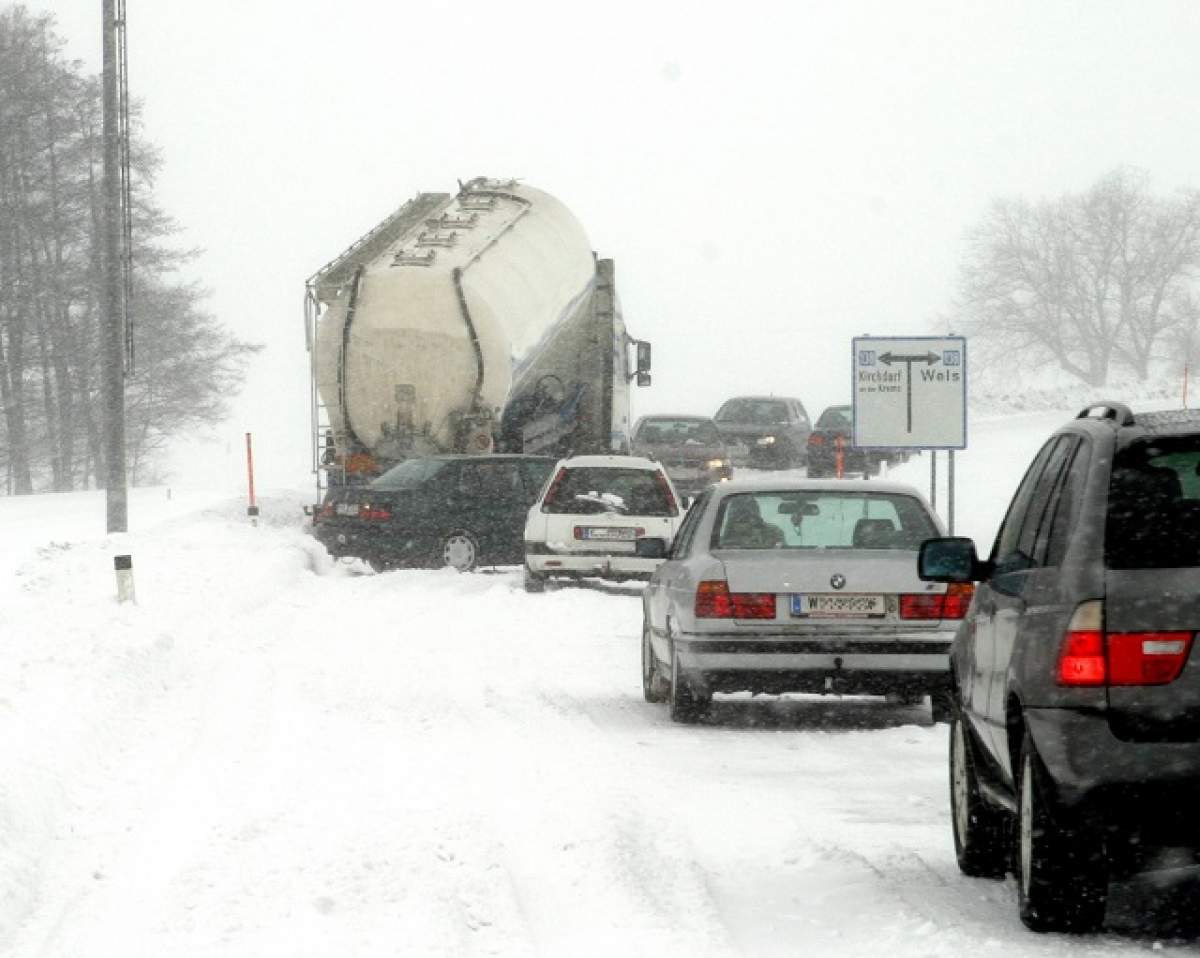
[519,460,555,503]
[670,490,711,559]
[458,462,522,500]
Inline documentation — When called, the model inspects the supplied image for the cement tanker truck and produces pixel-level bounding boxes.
[305,177,651,486]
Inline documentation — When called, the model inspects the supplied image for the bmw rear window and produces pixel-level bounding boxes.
[712,492,937,550]
[1106,437,1200,569]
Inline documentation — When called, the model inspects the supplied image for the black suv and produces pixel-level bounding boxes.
[920,402,1200,933]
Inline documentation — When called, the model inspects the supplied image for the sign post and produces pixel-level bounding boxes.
[852,336,967,530]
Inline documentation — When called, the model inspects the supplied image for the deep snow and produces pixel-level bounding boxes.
[3,407,1200,956]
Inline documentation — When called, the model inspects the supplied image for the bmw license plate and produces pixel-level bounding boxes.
[791,594,885,617]
[581,527,637,541]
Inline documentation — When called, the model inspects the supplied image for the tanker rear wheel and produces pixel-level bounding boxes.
[441,531,479,572]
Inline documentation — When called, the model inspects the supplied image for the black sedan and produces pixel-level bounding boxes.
[312,454,556,571]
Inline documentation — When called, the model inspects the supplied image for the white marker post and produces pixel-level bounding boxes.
[114,554,135,603]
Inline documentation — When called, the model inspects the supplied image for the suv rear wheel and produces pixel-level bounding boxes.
[1017,733,1108,932]
[949,712,1008,878]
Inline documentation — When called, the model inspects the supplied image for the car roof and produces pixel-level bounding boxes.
[709,476,930,498]
[719,395,799,403]
[1059,403,1200,446]
[421,453,556,462]
[558,454,662,470]
[635,414,714,422]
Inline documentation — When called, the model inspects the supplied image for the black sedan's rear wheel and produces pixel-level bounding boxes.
[1017,732,1108,932]
[949,711,1008,878]
[441,531,479,572]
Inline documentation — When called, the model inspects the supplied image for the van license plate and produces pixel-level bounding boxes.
[792,594,885,617]
[581,527,637,541]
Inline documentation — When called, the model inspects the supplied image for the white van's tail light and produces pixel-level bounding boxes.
[1056,600,1195,686]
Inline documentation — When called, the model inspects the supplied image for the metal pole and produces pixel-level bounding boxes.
[101,0,127,532]
[930,450,937,512]
[948,450,956,535]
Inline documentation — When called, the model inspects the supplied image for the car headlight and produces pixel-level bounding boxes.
[706,458,728,470]
[756,436,776,446]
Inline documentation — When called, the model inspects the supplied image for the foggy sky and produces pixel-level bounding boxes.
[28,0,1200,491]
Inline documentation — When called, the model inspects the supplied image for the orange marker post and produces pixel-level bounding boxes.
[246,432,259,525]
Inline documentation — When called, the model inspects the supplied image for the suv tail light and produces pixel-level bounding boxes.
[898,583,974,620]
[1108,632,1194,685]
[1056,601,1196,686]
[694,580,776,619]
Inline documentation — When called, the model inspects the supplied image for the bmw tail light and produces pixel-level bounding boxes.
[694,580,775,619]
[899,583,974,620]
[941,583,974,619]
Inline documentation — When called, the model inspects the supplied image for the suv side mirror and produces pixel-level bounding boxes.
[919,537,984,582]
[635,537,669,559]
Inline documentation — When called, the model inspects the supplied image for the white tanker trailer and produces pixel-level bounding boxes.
[305,177,651,485]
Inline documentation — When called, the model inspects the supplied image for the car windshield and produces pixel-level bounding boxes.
[544,467,674,516]
[368,458,448,491]
[636,418,720,445]
[712,491,937,550]
[715,399,789,425]
[1106,436,1200,569]
[817,406,852,429]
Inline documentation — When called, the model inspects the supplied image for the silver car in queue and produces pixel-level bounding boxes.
[638,477,969,723]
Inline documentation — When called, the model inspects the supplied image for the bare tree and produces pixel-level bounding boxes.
[0,5,257,493]
[956,168,1200,387]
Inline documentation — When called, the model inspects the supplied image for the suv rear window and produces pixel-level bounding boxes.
[636,419,720,445]
[712,491,937,550]
[715,399,790,425]
[544,467,675,516]
[816,406,852,429]
[1106,437,1200,569]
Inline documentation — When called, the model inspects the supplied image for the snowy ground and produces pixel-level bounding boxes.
[4,407,1200,955]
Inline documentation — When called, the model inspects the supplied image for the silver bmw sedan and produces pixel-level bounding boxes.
[639,478,969,723]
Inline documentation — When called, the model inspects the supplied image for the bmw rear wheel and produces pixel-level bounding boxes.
[668,640,709,723]
[441,531,479,572]
[949,711,1008,878]
[1017,732,1107,932]
[642,620,668,703]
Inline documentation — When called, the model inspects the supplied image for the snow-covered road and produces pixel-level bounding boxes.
[3,410,1200,955]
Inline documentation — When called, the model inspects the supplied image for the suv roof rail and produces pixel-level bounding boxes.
[1076,401,1135,426]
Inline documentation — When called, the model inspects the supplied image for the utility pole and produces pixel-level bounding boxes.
[101,0,128,532]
